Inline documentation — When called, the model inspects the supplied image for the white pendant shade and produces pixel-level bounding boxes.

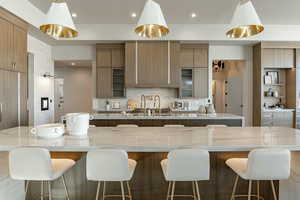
[40,0,78,38]
[135,0,169,38]
[226,0,264,38]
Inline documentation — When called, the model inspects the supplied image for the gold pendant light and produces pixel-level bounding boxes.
[226,0,264,38]
[40,0,78,38]
[135,0,169,38]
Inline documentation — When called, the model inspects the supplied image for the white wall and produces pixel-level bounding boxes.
[28,35,54,125]
[54,66,93,117]
[209,45,253,126]
[52,45,96,61]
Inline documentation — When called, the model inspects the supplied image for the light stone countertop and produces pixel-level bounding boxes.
[263,109,295,112]
[92,113,244,120]
[0,126,300,152]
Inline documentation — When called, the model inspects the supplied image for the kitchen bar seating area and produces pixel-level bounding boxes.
[2,0,300,199]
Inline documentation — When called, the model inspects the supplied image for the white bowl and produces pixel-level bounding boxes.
[31,123,65,139]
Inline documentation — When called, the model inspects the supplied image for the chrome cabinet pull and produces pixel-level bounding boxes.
[0,103,2,122]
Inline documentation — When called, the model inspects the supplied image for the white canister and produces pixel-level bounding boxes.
[65,113,92,137]
[31,123,65,139]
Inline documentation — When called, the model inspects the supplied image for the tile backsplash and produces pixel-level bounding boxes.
[93,88,210,111]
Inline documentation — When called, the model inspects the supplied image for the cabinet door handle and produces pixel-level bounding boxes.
[0,103,2,122]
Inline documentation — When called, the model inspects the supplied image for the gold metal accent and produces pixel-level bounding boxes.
[135,24,169,38]
[40,24,78,38]
[226,25,264,38]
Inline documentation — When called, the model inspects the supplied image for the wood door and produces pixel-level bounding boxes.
[96,48,112,67]
[96,67,112,98]
[112,47,125,68]
[193,68,208,98]
[0,17,13,70]
[194,47,208,68]
[137,42,152,86]
[125,42,137,87]
[169,42,181,87]
[20,72,28,126]
[13,25,27,72]
[180,48,194,68]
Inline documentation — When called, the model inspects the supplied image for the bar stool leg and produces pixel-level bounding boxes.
[230,175,239,200]
[166,182,171,200]
[120,181,125,200]
[195,181,201,200]
[127,181,133,200]
[257,181,260,200]
[192,181,196,200]
[41,181,44,200]
[25,180,30,198]
[96,181,101,200]
[248,180,252,200]
[62,175,70,200]
[171,182,176,200]
[102,182,106,200]
[48,181,52,200]
[271,180,278,200]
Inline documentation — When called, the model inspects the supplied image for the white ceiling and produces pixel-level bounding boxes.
[28,0,300,25]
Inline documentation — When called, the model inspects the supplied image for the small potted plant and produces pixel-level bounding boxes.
[105,100,110,111]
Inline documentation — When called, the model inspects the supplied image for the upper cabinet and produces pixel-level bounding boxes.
[0,8,28,73]
[96,44,125,98]
[179,44,209,98]
[180,44,208,68]
[125,41,181,88]
[262,48,294,68]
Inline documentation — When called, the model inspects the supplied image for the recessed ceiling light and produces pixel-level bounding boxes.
[72,13,77,18]
[71,62,76,66]
[191,13,197,18]
[131,12,137,18]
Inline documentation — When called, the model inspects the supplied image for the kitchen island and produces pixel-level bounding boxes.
[0,126,299,200]
[91,113,245,127]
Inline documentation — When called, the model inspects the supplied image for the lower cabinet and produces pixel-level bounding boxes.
[262,111,293,127]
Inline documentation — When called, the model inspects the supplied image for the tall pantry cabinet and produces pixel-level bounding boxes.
[0,8,28,130]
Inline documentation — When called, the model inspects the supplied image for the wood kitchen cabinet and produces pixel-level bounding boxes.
[96,44,125,98]
[180,44,208,68]
[262,48,294,68]
[194,68,208,98]
[0,8,27,72]
[0,69,19,130]
[13,26,27,73]
[125,42,137,88]
[137,42,168,87]
[96,67,112,98]
[125,41,181,88]
[261,111,293,127]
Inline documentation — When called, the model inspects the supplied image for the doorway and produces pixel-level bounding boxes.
[54,60,93,122]
[212,60,245,115]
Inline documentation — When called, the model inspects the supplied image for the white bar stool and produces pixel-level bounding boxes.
[226,148,291,200]
[9,148,75,200]
[86,149,137,200]
[161,149,210,200]
[164,125,185,128]
[117,124,138,128]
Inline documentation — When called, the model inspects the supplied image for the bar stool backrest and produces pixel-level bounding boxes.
[117,124,138,128]
[166,149,210,181]
[86,149,130,181]
[247,148,291,180]
[9,148,53,180]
